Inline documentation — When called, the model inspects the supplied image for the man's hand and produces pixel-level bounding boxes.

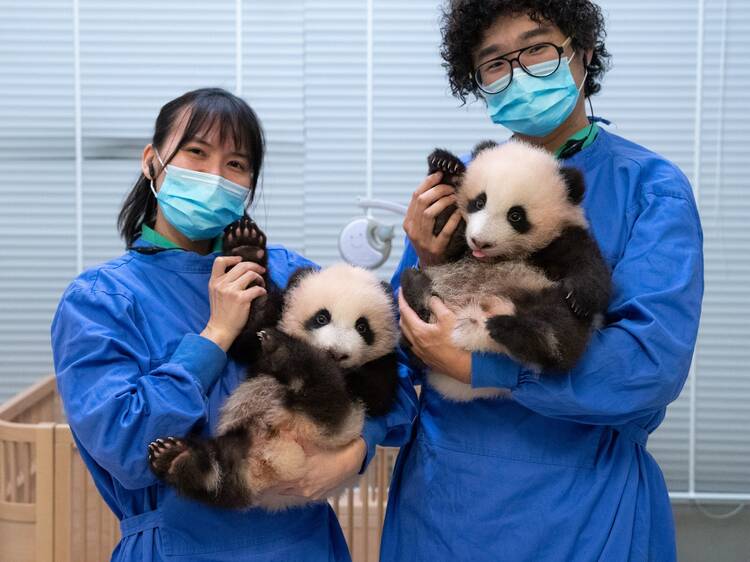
[275,437,367,501]
[403,171,463,266]
[399,290,471,383]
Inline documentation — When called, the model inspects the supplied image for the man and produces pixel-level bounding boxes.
[381,1,704,560]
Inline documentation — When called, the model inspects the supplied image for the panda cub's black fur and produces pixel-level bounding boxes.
[149,217,399,510]
[401,140,612,401]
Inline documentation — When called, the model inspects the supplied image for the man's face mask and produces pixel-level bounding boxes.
[149,148,249,241]
[484,50,588,137]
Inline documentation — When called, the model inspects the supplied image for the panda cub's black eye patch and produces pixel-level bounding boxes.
[507,205,531,233]
[467,192,487,213]
[305,308,331,330]
[355,316,374,345]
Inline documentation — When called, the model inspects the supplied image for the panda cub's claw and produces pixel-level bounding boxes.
[148,436,190,479]
[562,280,593,320]
[427,148,466,185]
[223,216,267,265]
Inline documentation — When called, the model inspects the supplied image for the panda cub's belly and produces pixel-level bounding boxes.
[217,374,365,507]
[426,257,555,354]
[423,257,554,403]
[218,375,365,448]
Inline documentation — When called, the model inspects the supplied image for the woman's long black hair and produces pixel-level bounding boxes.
[118,88,265,247]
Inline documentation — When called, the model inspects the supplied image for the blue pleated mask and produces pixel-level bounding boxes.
[149,150,249,241]
[486,53,586,137]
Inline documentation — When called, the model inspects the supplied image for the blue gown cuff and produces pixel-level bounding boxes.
[169,333,228,393]
[359,417,388,474]
[471,351,522,390]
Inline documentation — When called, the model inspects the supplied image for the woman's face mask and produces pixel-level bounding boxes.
[485,52,587,137]
[149,149,249,241]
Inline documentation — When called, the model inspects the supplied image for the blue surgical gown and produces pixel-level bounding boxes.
[51,240,361,561]
[380,128,704,561]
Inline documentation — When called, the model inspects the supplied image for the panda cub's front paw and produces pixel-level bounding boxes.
[223,216,267,265]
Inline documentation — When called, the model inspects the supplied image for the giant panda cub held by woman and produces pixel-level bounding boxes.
[401,140,611,402]
[148,218,399,510]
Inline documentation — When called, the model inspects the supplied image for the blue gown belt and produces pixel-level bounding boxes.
[615,423,649,447]
[120,509,161,537]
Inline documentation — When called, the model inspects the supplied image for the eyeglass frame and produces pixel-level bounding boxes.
[472,37,574,95]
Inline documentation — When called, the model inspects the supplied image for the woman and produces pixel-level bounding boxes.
[51,88,365,561]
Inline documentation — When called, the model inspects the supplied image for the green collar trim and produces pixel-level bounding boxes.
[554,122,600,158]
[141,224,223,253]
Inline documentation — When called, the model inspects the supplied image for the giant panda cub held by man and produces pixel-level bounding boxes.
[401,140,611,402]
[148,218,399,510]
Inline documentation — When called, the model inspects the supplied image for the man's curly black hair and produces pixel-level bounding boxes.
[441,0,611,103]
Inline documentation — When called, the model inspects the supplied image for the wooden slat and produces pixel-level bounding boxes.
[18,441,29,503]
[55,424,75,446]
[362,471,369,562]
[8,441,16,503]
[71,450,86,562]
[85,467,97,562]
[347,486,354,547]
[333,493,340,516]
[54,426,73,562]
[0,440,5,503]
[35,423,54,562]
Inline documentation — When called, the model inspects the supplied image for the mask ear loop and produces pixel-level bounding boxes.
[148,148,167,198]
[557,54,595,160]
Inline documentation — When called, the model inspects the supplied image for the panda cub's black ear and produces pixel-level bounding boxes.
[286,266,317,291]
[379,281,399,308]
[559,166,586,205]
[471,140,498,158]
[380,280,394,297]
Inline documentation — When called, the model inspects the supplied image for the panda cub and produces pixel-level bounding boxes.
[401,140,611,402]
[149,218,399,510]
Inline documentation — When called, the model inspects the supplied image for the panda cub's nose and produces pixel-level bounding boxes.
[471,237,493,250]
[329,350,350,362]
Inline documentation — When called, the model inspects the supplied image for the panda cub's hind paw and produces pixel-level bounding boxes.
[223,216,267,265]
[148,437,190,479]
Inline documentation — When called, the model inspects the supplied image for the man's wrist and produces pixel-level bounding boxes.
[447,350,472,383]
[200,324,234,352]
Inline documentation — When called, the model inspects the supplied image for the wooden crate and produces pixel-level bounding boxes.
[0,376,398,562]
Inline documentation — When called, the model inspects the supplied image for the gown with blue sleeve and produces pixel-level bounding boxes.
[380,127,704,562]
[51,234,417,561]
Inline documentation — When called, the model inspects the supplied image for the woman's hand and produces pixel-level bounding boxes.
[399,290,471,383]
[403,171,463,266]
[201,255,267,351]
[275,437,367,501]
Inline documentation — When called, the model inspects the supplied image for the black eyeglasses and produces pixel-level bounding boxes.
[473,37,573,95]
